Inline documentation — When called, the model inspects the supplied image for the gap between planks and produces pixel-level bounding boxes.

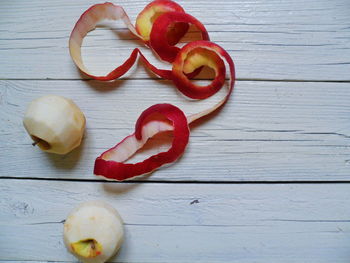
[1,78,350,83]
[2,177,350,184]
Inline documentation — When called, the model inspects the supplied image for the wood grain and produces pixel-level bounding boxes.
[1,0,350,261]
[1,180,350,262]
[0,0,349,81]
[1,79,349,181]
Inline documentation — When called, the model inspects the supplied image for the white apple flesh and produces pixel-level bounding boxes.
[63,201,124,263]
[23,95,86,154]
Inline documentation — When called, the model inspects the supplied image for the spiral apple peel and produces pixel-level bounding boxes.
[69,0,235,180]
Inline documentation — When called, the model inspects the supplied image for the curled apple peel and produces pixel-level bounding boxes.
[63,201,124,263]
[69,1,235,180]
[94,41,235,181]
[69,1,208,80]
[174,40,235,123]
[135,0,187,43]
[94,104,189,180]
[23,95,86,155]
[149,11,209,62]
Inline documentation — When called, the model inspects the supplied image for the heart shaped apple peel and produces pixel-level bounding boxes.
[69,0,235,181]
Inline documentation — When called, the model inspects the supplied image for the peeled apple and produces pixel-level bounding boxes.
[63,201,124,263]
[23,95,86,154]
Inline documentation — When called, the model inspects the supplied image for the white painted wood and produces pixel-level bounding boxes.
[1,0,350,261]
[1,80,349,181]
[0,0,349,81]
[1,180,350,262]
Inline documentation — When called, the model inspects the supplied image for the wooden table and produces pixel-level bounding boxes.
[1,0,350,262]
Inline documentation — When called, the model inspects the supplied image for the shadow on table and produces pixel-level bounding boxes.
[82,78,129,92]
[102,182,143,195]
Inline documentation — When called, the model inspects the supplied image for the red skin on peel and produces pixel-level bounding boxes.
[150,12,209,63]
[135,0,188,45]
[69,1,208,80]
[172,43,226,99]
[94,41,236,181]
[69,1,236,181]
[92,48,173,81]
[94,104,189,181]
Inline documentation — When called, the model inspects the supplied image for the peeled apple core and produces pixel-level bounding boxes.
[71,239,102,258]
[69,0,236,181]
[31,135,51,150]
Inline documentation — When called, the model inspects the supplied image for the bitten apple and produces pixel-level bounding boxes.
[63,201,124,263]
[23,95,85,154]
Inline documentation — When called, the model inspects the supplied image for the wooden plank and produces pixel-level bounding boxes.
[0,79,349,181]
[0,0,349,81]
[1,179,350,262]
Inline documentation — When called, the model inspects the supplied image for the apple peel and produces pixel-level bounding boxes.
[135,0,188,43]
[94,104,189,181]
[174,40,235,123]
[69,2,142,80]
[69,1,235,181]
[93,41,235,181]
[150,11,209,63]
[69,1,201,80]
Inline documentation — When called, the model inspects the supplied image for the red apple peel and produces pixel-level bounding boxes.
[69,1,201,80]
[174,40,235,123]
[69,1,235,181]
[135,0,188,44]
[150,12,209,63]
[94,41,235,181]
[94,104,189,181]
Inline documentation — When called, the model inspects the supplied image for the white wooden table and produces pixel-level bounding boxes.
[1,0,350,262]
